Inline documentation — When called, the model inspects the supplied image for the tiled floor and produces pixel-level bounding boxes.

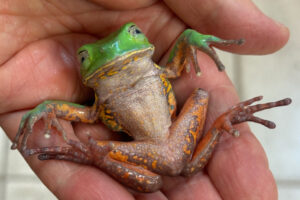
[245,1,300,198]
[0,1,299,199]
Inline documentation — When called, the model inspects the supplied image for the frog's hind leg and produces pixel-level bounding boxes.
[32,141,163,192]
[101,155,163,193]
[181,96,292,176]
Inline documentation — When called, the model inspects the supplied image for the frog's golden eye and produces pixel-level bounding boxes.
[78,50,89,64]
[128,25,142,36]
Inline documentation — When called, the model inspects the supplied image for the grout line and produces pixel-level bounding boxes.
[233,55,244,99]
[277,179,300,188]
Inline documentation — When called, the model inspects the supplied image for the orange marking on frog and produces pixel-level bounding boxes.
[109,151,128,163]
[183,144,191,155]
[122,59,130,66]
[152,160,157,169]
[185,135,191,143]
[122,172,130,179]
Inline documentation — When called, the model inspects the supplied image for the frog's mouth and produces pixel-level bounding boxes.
[82,46,155,85]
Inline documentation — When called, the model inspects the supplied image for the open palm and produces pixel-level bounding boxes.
[0,0,289,199]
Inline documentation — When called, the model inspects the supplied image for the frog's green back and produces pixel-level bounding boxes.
[78,22,153,80]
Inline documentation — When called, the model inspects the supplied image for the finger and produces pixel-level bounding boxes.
[134,191,168,200]
[164,0,289,54]
[89,0,157,10]
[0,111,135,200]
[73,123,129,142]
[0,34,95,113]
[162,173,222,200]
[0,1,177,65]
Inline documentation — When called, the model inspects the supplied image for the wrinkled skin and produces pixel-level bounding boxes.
[0,0,289,200]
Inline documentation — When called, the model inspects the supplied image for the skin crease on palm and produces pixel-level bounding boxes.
[0,0,289,199]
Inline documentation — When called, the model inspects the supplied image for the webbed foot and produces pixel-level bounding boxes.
[166,30,244,78]
[217,96,292,136]
[11,102,67,153]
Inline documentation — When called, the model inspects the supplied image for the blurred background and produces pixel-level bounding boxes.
[0,1,299,199]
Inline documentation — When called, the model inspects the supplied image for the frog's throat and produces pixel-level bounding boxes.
[83,46,155,84]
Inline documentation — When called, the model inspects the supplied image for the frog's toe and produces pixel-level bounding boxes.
[187,31,244,71]
[221,96,292,133]
[38,152,93,165]
[24,145,93,164]
[45,116,67,141]
[11,113,31,150]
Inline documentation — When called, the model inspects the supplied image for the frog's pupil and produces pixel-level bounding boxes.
[135,29,141,34]
[81,56,85,63]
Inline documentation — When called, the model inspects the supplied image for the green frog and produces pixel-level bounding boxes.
[11,22,291,192]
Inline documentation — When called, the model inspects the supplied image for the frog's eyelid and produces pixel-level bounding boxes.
[78,50,87,54]
[128,25,135,32]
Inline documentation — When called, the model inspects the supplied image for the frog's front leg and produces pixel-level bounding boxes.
[165,30,244,78]
[11,99,100,154]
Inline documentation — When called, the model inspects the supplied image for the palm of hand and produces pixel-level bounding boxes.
[0,0,288,199]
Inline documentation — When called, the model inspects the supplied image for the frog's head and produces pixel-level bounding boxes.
[77,22,153,82]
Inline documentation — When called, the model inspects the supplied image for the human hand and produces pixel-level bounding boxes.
[0,0,289,199]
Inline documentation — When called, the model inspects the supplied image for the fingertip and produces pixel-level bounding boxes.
[231,1,290,54]
[164,0,290,54]
[241,14,290,54]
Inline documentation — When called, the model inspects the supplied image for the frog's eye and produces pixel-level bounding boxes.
[128,25,142,36]
[78,50,89,64]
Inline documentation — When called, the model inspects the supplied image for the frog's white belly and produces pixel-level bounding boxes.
[107,75,172,141]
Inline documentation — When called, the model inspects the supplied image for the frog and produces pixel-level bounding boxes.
[11,22,292,192]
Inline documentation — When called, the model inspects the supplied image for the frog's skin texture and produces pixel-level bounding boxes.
[11,22,292,193]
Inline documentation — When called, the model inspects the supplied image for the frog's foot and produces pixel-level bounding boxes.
[24,139,94,165]
[11,102,68,154]
[219,96,292,136]
[192,35,244,72]
[182,96,292,176]
[166,30,244,78]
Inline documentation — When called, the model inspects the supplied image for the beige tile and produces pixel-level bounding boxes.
[240,1,300,180]
[6,176,56,200]
[278,186,300,199]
